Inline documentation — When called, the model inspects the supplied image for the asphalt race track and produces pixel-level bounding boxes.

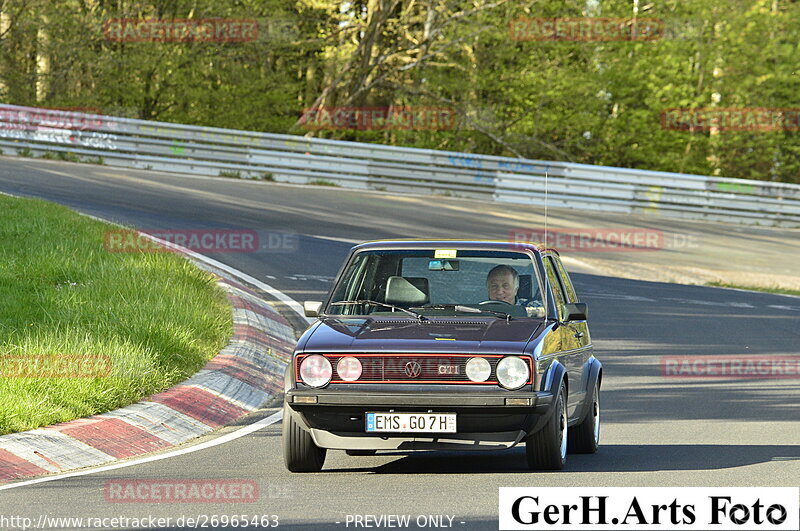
[0,157,798,530]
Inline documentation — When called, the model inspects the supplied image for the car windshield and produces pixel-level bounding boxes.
[325,249,543,318]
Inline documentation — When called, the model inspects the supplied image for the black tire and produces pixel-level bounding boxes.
[525,385,567,470]
[282,403,326,472]
[568,381,600,454]
[345,450,377,456]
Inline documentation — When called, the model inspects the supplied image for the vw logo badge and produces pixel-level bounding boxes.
[404,361,422,378]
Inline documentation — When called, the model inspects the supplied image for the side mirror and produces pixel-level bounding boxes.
[565,302,588,321]
[304,301,323,318]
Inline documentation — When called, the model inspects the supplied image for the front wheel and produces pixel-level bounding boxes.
[282,403,326,472]
[568,381,599,454]
[525,385,567,470]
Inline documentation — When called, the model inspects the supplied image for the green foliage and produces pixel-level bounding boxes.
[307,178,338,187]
[39,151,80,162]
[1,0,798,183]
[218,169,242,178]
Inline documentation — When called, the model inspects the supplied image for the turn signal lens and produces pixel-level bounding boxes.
[294,396,318,404]
[465,357,491,382]
[336,356,363,381]
[299,355,332,388]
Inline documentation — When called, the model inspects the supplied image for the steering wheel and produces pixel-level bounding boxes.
[478,299,514,305]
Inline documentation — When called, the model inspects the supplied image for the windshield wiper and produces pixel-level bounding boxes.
[329,300,426,321]
[413,304,513,322]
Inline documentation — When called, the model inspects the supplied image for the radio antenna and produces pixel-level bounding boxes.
[542,167,549,321]
[544,168,548,251]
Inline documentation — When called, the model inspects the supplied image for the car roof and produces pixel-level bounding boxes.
[351,239,560,255]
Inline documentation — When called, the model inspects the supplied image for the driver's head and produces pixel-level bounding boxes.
[486,265,519,304]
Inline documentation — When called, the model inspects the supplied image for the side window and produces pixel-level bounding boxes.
[553,257,578,303]
[329,254,378,314]
[330,254,366,303]
[543,256,567,321]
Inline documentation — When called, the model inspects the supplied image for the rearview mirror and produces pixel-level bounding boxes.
[428,259,459,271]
[565,302,588,321]
[304,301,323,317]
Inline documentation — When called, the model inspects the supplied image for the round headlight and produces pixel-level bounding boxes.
[336,356,362,381]
[496,356,530,390]
[299,355,332,388]
[465,357,491,382]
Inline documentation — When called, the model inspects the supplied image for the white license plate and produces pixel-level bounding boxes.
[365,412,456,433]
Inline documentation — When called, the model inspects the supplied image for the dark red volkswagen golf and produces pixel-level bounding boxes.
[283,241,601,471]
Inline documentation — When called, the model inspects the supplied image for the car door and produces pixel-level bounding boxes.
[552,255,593,414]
[543,254,585,418]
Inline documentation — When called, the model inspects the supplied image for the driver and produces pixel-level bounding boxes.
[486,265,519,304]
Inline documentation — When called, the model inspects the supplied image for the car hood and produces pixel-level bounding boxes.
[302,317,543,354]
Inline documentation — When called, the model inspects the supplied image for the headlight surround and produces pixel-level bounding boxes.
[465,357,491,382]
[299,354,332,388]
[336,356,362,382]
[496,356,530,390]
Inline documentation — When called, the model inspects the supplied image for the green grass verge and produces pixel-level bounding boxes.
[706,281,800,297]
[307,179,339,187]
[0,195,232,434]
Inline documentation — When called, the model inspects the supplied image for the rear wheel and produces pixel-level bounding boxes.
[568,381,599,454]
[282,403,326,472]
[525,385,567,470]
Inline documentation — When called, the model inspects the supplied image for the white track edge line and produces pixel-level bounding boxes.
[0,410,283,491]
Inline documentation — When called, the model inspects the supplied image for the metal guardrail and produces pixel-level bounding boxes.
[1,103,798,227]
